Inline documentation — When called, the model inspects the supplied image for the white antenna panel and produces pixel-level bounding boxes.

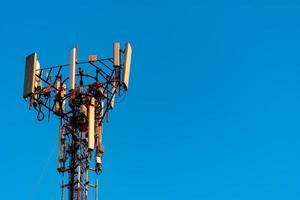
[56,81,61,94]
[36,59,40,70]
[36,60,42,87]
[101,100,104,117]
[97,125,103,144]
[69,48,77,90]
[55,81,61,112]
[96,156,101,164]
[23,53,37,98]
[88,98,95,150]
[122,42,132,90]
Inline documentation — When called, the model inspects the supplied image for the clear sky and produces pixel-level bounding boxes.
[1,0,300,199]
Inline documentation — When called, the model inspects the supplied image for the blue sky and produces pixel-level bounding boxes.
[1,0,300,199]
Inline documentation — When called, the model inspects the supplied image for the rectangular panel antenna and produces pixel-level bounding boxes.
[23,53,37,98]
[80,104,87,116]
[95,125,103,150]
[122,42,132,90]
[69,48,77,90]
[114,42,121,82]
[35,60,42,88]
[88,97,95,150]
[113,42,120,66]
[97,125,103,145]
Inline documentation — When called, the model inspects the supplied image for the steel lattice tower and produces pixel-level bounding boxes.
[22,43,132,200]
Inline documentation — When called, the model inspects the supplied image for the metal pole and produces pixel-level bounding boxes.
[86,169,89,200]
[77,165,81,200]
[61,179,64,200]
[69,137,76,200]
[96,176,98,200]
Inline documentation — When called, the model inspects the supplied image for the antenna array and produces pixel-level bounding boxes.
[23,42,132,200]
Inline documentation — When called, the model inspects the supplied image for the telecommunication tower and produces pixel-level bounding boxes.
[22,42,132,200]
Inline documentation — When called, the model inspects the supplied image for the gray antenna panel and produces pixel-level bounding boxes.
[23,53,37,98]
[122,43,132,90]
